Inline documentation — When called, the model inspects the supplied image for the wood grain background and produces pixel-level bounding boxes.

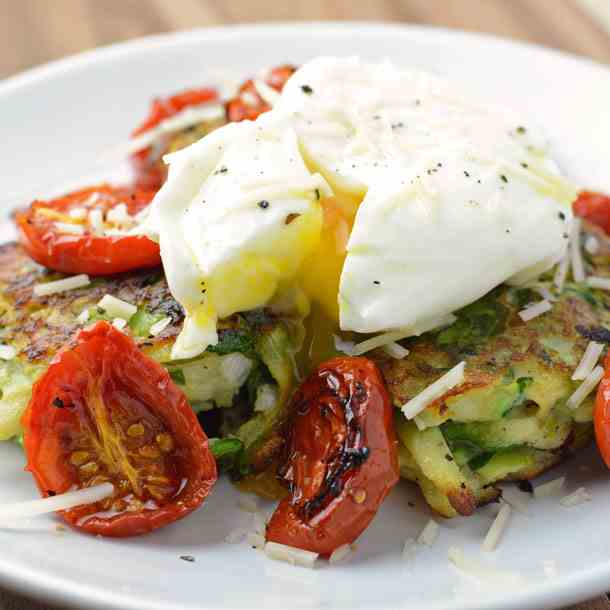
[1,1,609,609]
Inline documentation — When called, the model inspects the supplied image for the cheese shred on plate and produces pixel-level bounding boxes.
[417,519,440,546]
[33,274,90,297]
[0,483,113,522]
[263,541,318,568]
[559,487,592,507]
[401,361,465,420]
[482,503,512,552]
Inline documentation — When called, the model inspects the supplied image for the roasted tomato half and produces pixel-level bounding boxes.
[22,321,217,537]
[15,184,160,276]
[573,191,610,235]
[265,357,399,556]
[595,352,610,469]
[131,87,219,190]
[226,65,296,123]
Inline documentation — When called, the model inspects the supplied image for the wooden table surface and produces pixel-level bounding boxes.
[1,1,609,609]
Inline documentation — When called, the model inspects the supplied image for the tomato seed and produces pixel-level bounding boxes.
[70,451,90,466]
[139,445,161,459]
[352,489,367,504]
[156,433,174,453]
[79,462,99,476]
[127,422,145,437]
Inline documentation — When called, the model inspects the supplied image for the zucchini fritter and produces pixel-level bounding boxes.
[375,252,610,517]
[0,243,300,475]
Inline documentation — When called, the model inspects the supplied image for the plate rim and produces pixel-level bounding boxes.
[1,21,610,610]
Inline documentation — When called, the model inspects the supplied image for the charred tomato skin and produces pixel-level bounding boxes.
[265,357,399,556]
[22,321,217,537]
[15,184,160,276]
[573,191,610,235]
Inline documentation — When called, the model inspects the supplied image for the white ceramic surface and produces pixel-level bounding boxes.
[1,22,610,610]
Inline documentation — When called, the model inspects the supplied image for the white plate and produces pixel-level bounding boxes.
[1,22,610,610]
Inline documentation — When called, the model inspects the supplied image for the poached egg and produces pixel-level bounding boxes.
[142,57,576,360]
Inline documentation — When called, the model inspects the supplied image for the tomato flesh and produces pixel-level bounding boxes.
[15,184,160,276]
[131,87,219,190]
[22,321,217,537]
[226,65,296,123]
[573,190,610,235]
[265,357,399,556]
[595,353,610,469]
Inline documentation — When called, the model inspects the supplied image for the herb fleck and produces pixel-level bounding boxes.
[558,211,566,221]
[516,126,527,135]
[301,84,313,95]
[500,174,508,183]
[373,280,381,285]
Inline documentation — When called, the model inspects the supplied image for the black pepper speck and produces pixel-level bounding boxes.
[257,200,270,210]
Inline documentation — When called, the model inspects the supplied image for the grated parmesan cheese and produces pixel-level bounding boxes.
[329,543,353,563]
[417,519,440,546]
[572,341,604,381]
[263,541,318,568]
[518,299,552,322]
[448,546,526,588]
[566,365,604,410]
[54,222,85,235]
[149,317,171,337]
[528,282,557,302]
[106,203,131,225]
[68,207,87,220]
[97,295,137,321]
[553,253,570,293]
[351,330,410,356]
[33,274,90,297]
[253,79,281,106]
[112,318,127,331]
[585,235,600,255]
[533,476,565,498]
[559,487,592,507]
[88,208,104,235]
[570,217,585,282]
[401,361,465,420]
[114,103,226,158]
[482,503,512,552]
[76,309,90,324]
[333,334,355,355]
[382,342,410,359]
[0,483,113,522]
[0,345,16,360]
[586,276,610,291]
